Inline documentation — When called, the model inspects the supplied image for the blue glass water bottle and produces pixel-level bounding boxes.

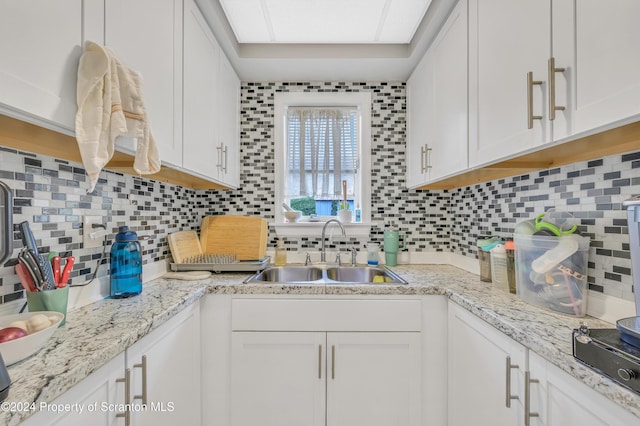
[110,226,142,298]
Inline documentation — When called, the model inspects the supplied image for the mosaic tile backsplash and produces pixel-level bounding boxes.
[0,80,638,306]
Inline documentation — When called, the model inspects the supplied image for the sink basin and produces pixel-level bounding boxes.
[244,265,408,285]
[249,266,324,283]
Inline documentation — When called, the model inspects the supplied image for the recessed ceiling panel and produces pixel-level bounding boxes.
[220,0,272,42]
[220,0,432,44]
[377,0,433,42]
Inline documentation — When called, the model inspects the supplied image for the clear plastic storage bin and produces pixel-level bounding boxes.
[514,233,590,317]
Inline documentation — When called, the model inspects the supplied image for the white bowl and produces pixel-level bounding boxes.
[0,311,64,365]
[284,210,302,223]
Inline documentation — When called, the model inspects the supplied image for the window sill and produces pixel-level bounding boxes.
[271,221,374,238]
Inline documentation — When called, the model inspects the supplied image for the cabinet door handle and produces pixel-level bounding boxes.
[222,144,228,173]
[216,144,223,170]
[331,345,335,380]
[548,57,566,121]
[505,356,520,407]
[133,355,148,405]
[527,72,543,129]
[116,368,131,426]
[524,371,540,426]
[318,345,322,379]
[420,145,426,173]
[425,144,432,171]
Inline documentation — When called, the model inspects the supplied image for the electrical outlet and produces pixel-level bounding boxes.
[83,215,106,249]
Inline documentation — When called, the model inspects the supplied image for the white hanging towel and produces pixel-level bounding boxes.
[75,41,160,192]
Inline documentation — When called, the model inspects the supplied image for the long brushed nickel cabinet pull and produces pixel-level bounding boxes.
[420,145,426,173]
[116,368,131,426]
[318,345,322,379]
[505,356,520,408]
[527,72,543,129]
[331,345,335,379]
[548,57,566,121]
[133,355,148,405]
[524,371,540,426]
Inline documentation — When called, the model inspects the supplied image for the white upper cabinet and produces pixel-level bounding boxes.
[552,0,640,141]
[217,52,241,188]
[183,0,240,188]
[0,0,103,134]
[406,0,468,188]
[468,0,551,167]
[105,0,184,168]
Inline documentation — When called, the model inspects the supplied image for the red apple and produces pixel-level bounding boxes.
[0,327,28,343]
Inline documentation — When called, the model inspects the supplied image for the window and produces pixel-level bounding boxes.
[274,92,372,236]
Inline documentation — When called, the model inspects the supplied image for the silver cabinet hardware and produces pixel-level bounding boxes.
[222,143,228,173]
[548,57,566,121]
[524,371,540,426]
[505,356,520,408]
[331,345,336,379]
[116,368,131,426]
[527,72,543,129]
[133,355,148,405]
[318,345,322,379]
[420,145,433,173]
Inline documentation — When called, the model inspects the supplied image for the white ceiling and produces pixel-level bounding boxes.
[219,0,432,44]
[197,0,457,81]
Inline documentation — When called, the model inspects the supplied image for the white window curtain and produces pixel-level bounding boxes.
[286,107,358,200]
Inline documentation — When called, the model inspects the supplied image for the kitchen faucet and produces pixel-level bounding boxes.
[321,219,346,263]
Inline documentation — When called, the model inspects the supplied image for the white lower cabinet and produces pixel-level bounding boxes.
[448,301,526,426]
[231,331,421,426]
[20,302,200,426]
[20,353,125,426]
[125,301,201,425]
[527,351,639,426]
[203,295,447,426]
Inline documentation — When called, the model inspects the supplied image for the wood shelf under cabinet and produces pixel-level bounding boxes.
[418,120,640,190]
[0,115,228,190]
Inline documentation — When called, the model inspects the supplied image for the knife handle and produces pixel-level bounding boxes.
[19,221,38,255]
[15,263,36,292]
[53,256,61,286]
[60,256,75,287]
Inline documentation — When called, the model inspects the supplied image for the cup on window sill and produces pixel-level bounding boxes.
[338,209,352,223]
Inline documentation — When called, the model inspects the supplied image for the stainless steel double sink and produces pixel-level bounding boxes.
[244,265,408,285]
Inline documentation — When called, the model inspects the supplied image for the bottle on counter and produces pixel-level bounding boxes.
[275,238,287,266]
[110,226,142,298]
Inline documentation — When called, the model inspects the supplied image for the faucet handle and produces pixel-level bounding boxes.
[335,252,342,266]
[350,247,358,266]
[305,252,312,266]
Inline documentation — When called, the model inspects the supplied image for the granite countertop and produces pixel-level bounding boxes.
[2,264,639,424]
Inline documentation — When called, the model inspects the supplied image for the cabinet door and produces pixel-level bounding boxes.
[528,351,639,426]
[406,51,433,188]
[127,303,201,426]
[469,0,551,167]
[217,52,240,188]
[20,352,125,426]
[0,0,102,133]
[105,0,183,168]
[326,332,421,426]
[230,332,326,426]
[183,0,220,180]
[552,0,640,141]
[429,0,468,181]
[448,302,526,426]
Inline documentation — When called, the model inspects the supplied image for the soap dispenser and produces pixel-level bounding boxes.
[274,238,287,266]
